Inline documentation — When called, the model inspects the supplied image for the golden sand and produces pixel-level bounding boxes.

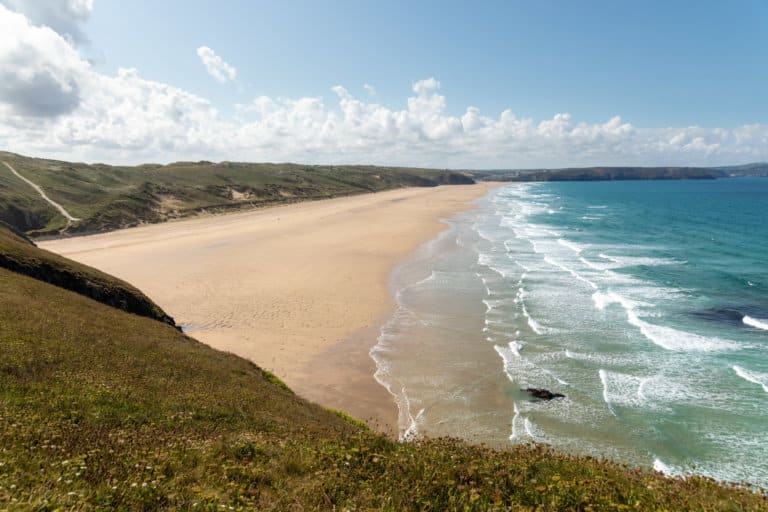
[41,184,494,431]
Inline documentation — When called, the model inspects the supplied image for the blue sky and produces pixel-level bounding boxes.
[1,0,767,167]
[86,0,767,127]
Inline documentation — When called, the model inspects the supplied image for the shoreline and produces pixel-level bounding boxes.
[40,184,497,433]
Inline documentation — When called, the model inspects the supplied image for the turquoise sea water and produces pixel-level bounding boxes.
[371,178,768,486]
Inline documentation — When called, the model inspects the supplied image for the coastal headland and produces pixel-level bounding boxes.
[40,183,496,432]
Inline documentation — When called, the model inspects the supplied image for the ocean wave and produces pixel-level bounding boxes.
[591,291,648,311]
[544,256,598,290]
[743,315,768,331]
[591,291,737,352]
[518,288,549,334]
[477,252,516,278]
[579,256,611,271]
[627,312,739,352]
[557,238,586,254]
[598,253,685,267]
[732,365,768,393]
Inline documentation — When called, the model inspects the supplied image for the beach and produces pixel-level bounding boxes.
[40,184,494,432]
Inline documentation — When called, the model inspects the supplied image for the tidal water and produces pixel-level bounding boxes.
[371,178,768,487]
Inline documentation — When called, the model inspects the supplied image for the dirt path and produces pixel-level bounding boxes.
[2,161,80,223]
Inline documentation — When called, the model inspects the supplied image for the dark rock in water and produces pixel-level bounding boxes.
[689,305,768,327]
[523,388,565,401]
[690,307,745,325]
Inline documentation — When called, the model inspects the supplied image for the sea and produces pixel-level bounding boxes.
[370,178,768,487]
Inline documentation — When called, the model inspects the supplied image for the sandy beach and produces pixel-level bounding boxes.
[40,184,494,432]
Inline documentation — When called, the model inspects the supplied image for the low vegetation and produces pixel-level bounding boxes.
[0,224,175,326]
[1,225,766,510]
[0,152,473,236]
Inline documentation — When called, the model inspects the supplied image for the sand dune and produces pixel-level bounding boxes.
[41,184,494,430]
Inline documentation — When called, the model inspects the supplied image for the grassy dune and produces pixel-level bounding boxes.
[0,152,473,236]
[0,225,766,510]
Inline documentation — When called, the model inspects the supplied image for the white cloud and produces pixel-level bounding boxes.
[0,0,92,43]
[1,6,766,167]
[0,4,89,117]
[196,46,236,83]
[363,83,376,96]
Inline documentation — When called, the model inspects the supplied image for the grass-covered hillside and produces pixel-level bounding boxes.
[0,222,174,326]
[0,152,474,237]
[1,226,766,510]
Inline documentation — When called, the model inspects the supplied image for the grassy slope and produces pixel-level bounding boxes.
[0,225,175,326]
[1,235,766,510]
[0,152,473,236]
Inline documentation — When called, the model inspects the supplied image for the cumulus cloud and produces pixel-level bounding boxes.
[196,46,237,83]
[363,83,376,96]
[0,0,92,43]
[1,5,766,167]
[0,5,89,117]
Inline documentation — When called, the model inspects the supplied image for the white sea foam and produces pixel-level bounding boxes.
[580,255,610,270]
[591,291,737,352]
[732,365,768,393]
[591,291,639,311]
[413,271,437,287]
[653,458,681,477]
[477,252,514,278]
[598,369,616,416]
[627,311,738,352]
[402,402,425,441]
[514,261,531,272]
[588,205,608,209]
[509,402,521,441]
[481,279,492,296]
[743,315,768,331]
[544,256,598,289]
[598,253,684,267]
[523,418,536,439]
[518,289,546,334]
[557,238,585,254]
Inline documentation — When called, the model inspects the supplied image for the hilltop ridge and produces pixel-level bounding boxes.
[0,152,474,237]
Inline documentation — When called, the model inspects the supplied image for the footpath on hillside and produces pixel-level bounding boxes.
[2,161,81,224]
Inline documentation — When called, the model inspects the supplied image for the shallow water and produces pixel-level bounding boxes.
[371,179,768,487]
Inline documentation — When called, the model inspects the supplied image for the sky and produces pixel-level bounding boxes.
[0,0,766,168]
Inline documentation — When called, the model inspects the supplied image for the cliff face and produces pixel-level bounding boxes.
[0,223,176,327]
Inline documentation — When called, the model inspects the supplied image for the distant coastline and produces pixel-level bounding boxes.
[473,163,768,182]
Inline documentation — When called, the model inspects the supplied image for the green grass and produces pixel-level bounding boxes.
[0,226,766,510]
[0,151,474,236]
[0,224,175,326]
